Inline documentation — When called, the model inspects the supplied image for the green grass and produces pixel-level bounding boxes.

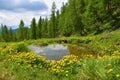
[0,30,120,80]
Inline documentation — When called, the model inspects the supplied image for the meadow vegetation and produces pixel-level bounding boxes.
[0,0,119,79]
[0,30,120,80]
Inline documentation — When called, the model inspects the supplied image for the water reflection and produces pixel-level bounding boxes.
[30,44,98,60]
[30,44,69,60]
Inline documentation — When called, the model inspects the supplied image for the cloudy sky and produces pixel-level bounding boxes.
[0,0,68,29]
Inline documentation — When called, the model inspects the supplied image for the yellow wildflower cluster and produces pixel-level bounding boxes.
[59,55,78,66]
[0,45,17,55]
[11,52,46,68]
[10,54,80,76]
[98,51,120,60]
[49,55,80,76]
[11,52,36,60]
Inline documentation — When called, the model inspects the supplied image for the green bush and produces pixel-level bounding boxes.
[15,42,30,52]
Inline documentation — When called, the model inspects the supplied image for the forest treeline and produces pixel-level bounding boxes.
[0,0,120,42]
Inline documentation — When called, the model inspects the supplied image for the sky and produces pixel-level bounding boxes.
[0,0,68,29]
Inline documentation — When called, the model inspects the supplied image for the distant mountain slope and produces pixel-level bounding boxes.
[12,29,18,32]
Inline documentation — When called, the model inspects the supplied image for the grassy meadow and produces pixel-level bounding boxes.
[0,30,120,80]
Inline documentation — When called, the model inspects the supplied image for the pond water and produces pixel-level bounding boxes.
[30,44,69,60]
[30,44,98,60]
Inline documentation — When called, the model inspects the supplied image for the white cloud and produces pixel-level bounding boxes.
[44,0,68,11]
[0,0,68,29]
[14,0,21,5]
[0,10,48,29]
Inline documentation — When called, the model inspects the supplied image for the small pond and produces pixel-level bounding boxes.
[30,44,98,60]
[30,44,69,60]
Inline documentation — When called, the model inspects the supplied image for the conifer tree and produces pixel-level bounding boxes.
[51,2,56,38]
[56,10,60,37]
[30,18,37,39]
[37,16,42,38]
[23,27,30,40]
[2,25,9,42]
[17,20,24,41]
[42,17,48,38]
[9,27,13,41]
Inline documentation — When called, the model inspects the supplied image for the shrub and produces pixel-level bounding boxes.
[14,42,30,52]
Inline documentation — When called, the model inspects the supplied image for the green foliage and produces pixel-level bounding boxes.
[0,41,120,80]
[0,30,120,79]
[42,17,49,38]
[37,16,42,38]
[48,2,56,38]
[14,42,30,52]
[1,25,9,42]
[30,18,37,39]
[57,0,119,36]
[9,27,14,41]
[0,0,120,42]
[17,20,25,41]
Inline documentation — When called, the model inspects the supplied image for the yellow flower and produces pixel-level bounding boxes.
[108,64,111,66]
[56,69,60,73]
[68,60,73,65]
[66,74,68,77]
[66,71,69,73]
[57,66,60,69]
[116,74,120,77]
[107,69,113,73]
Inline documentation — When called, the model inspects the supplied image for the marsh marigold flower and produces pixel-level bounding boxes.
[116,74,120,77]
